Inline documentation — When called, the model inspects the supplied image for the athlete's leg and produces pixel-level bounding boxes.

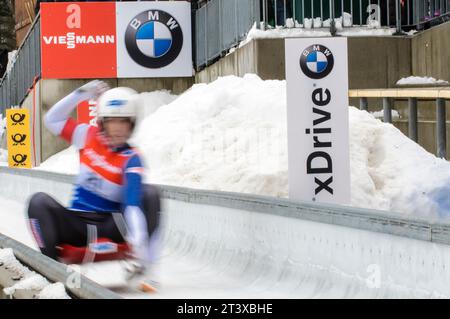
[28,193,128,261]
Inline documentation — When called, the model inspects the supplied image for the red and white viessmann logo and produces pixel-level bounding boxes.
[42,32,115,49]
[40,2,117,78]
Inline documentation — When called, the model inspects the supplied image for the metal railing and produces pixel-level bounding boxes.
[195,0,450,68]
[0,13,41,116]
[195,0,261,69]
[260,0,450,30]
[350,88,450,159]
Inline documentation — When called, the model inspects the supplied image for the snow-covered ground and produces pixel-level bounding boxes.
[0,248,70,299]
[239,15,411,48]
[32,74,450,219]
[371,109,401,120]
[397,76,449,86]
[6,50,17,76]
[237,13,419,50]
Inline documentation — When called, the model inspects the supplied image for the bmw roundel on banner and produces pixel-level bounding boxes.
[300,44,334,79]
[116,2,193,78]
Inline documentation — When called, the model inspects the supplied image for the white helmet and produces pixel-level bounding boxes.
[97,87,138,121]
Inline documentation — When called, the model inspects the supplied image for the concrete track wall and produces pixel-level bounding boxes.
[412,22,450,83]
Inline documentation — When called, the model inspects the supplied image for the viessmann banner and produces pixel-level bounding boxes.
[40,2,192,78]
[285,38,350,205]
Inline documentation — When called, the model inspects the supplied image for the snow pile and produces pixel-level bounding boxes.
[136,90,178,121]
[0,248,28,275]
[3,273,49,295]
[348,107,450,219]
[241,16,394,47]
[323,12,353,28]
[371,109,401,120]
[285,18,299,28]
[6,50,17,75]
[0,248,70,299]
[37,282,71,299]
[37,145,79,173]
[397,76,449,86]
[242,23,329,46]
[37,75,450,218]
[132,74,289,197]
[241,23,395,47]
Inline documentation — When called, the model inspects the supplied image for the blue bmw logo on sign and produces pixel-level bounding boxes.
[300,45,334,79]
[136,21,173,58]
[125,10,183,68]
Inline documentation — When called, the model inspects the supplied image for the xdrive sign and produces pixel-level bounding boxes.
[285,38,350,205]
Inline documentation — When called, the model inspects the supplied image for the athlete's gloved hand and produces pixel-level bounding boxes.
[75,80,110,100]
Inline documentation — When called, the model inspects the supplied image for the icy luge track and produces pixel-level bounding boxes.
[1,166,450,298]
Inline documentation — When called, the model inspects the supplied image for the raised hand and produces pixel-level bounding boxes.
[76,80,110,100]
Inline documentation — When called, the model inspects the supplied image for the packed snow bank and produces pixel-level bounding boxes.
[371,109,401,120]
[0,248,70,299]
[397,76,449,86]
[37,75,450,219]
[6,50,17,75]
[240,21,396,47]
[133,74,289,197]
[36,145,79,173]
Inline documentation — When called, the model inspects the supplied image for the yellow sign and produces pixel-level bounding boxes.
[6,109,33,169]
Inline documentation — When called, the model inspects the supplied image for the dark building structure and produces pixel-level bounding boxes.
[0,0,16,78]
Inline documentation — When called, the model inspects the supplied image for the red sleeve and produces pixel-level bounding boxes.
[60,118,78,143]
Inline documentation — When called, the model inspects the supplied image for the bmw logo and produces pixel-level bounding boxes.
[300,44,334,79]
[125,10,183,69]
